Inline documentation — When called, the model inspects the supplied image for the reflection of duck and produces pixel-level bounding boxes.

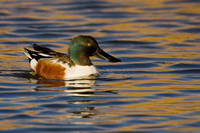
[33,78,97,97]
[32,76,117,97]
[28,73,96,96]
[24,35,121,80]
[36,77,96,88]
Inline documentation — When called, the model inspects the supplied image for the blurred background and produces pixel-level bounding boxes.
[0,0,200,132]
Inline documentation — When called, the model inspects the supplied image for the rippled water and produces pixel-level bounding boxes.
[1,0,200,132]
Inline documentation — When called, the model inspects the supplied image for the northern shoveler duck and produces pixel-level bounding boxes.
[24,35,121,80]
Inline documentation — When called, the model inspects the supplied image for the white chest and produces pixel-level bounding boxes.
[64,65,98,79]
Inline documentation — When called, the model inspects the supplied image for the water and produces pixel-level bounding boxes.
[0,0,200,132]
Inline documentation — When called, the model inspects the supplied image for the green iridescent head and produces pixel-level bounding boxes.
[68,35,121,66]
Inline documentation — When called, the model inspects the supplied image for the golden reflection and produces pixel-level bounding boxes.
[0,0,200,132]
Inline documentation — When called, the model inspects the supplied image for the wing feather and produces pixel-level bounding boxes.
[24,43,74,67]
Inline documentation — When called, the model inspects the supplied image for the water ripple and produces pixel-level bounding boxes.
[0,0,200,132]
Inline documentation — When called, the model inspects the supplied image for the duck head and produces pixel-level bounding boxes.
[69,35,121,66]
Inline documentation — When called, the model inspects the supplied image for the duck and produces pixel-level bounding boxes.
[24,35,121,80]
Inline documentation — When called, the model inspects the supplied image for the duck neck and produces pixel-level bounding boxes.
[69,53,93,66]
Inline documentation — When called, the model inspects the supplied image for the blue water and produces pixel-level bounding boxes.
[0,0,200,132]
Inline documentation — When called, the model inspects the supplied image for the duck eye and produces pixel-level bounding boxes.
[87,43,91,46]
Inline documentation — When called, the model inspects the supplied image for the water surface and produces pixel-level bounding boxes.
[0,0,200,132]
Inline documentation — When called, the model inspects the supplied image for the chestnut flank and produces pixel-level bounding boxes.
[35,59,66,80]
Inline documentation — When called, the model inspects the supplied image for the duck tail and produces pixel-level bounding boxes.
[24,48,34,60]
